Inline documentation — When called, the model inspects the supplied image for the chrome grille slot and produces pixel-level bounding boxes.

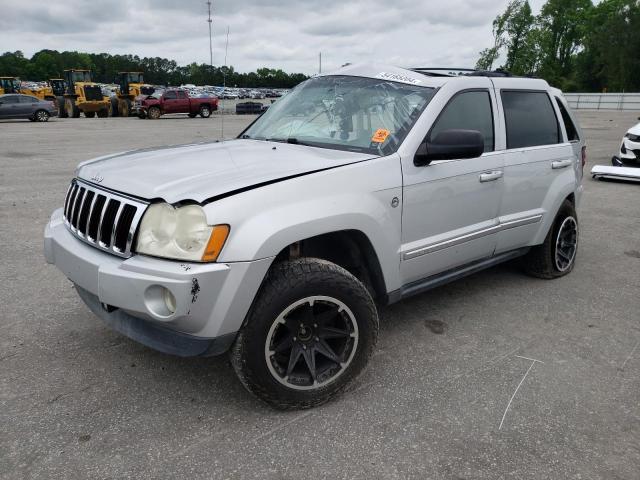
[62,179,148,258]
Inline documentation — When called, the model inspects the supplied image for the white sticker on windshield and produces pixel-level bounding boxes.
[376,72,422,85]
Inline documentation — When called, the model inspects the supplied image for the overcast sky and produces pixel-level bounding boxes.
[0,0,548,74]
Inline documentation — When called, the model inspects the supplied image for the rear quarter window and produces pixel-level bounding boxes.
[501,91,560,149]
[555,97,580,142]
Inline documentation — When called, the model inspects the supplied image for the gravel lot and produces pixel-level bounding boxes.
[1,110,639,479]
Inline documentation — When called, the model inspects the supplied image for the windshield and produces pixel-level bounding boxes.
[126,73,144,83]
[241,75,435,155]
[1,78,20,92]
[71,71,92,83]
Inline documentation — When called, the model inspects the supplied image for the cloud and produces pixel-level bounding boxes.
[0,0,551,74]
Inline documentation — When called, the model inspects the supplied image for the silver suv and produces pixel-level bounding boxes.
[45,64,585,409]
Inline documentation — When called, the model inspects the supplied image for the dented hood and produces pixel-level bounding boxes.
[77,139,375,204]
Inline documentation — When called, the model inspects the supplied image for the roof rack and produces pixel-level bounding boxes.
[410,67,514,78]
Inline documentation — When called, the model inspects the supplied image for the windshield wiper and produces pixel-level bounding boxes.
[266,137,313,146]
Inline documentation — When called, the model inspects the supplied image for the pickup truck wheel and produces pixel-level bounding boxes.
[199,105,211,118]
[523,200,578,279]
[148,106,161,120]
[230,258,378,410]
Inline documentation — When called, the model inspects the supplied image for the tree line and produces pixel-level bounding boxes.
[0,49,309,88]
[476,0,640,92]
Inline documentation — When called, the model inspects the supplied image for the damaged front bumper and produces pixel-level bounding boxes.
[591,165,640,182]
[44,208,273,356]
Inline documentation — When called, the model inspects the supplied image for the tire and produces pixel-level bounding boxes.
[96,109,108,118]
[199,105,211,118]
[109,97,119,117]
[57,97,68,118]
[147,106,161,119]
[34,110,49,122]
[230,258,378,410]
[121,99,131,117]
[523,200,578,279]
[65,98,80,118]
[84,111,95,118]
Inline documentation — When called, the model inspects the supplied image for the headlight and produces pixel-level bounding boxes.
[136,203,229,262]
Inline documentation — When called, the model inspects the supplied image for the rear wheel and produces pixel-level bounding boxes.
[84,111,95,118]
[109,97,119,117]
[230,258,378,410]
[199,105,211,118]
[34,110,49,122]
[56,97,68,118]
[523,200,578,279]
[121,99,131,117]
[65,98,80,118]
[147,106,161,120]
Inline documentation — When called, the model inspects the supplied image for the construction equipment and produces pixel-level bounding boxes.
[62,69,110,118]
[112,72,154,117]
[0,76,21,95]
[20,79,67,116]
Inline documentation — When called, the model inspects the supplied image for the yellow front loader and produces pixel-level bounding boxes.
[112,71,154,117]
[63,69,110,118]
[0,76,21,95]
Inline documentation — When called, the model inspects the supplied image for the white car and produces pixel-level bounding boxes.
[612,120,640,167]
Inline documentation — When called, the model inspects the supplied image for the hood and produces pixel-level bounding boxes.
[627,122,640,136]
[77,139,375,204]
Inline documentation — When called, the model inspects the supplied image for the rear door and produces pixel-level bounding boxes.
[493,86,576,254]
[400,82,505,284]
[176,91,190,112]
[19,95,39,116]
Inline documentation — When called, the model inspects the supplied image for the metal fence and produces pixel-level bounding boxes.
[564,93,640,111]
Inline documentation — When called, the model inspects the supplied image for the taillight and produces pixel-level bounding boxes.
[581,146,587,171]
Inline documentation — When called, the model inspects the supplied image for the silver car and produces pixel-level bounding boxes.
[45,63,585,409]
[0,94,58,122]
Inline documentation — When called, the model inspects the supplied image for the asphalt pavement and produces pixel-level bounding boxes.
[1,109,639,479]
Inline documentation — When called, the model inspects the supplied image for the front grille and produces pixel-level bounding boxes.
[63,179,148,258]
[83,85,104,101]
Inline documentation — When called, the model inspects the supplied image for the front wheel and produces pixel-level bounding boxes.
[147,106,161,119]
[230,258,378,410]
[523,200,578,279]
[34,110,49,122]
[199,105,211,118]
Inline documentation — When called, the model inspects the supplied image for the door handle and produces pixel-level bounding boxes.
[552,159,573,169]
[479,170,503,183]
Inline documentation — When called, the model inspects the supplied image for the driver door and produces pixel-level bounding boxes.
[400,85,505,285]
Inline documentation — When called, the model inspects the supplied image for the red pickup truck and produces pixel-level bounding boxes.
[135,89,218,119]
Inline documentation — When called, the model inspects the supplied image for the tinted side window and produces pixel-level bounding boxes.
[177,91,187,99]
[430,90,494,153]
[1,95,20,104]
[555,97,579,141]
[164,91,177,99]
[502,91,560,148]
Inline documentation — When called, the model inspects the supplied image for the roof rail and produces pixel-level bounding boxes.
[410,67,516,78]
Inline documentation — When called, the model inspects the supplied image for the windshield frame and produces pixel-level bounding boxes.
[238,74,436,156]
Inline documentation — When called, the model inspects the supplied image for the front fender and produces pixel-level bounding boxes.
[205,155,404,293]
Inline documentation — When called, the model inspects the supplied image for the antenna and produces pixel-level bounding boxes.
[221,25,230,141]
[207,1,213,66]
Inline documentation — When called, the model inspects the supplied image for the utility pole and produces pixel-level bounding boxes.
[319,52,322,74]
[207,1,213,67]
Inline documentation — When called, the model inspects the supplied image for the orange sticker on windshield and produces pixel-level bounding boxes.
[372,129,390,143]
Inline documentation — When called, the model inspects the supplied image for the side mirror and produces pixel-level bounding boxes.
[414,129,485,166]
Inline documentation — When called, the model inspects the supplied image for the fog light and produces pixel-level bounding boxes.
[163,288,177,314]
